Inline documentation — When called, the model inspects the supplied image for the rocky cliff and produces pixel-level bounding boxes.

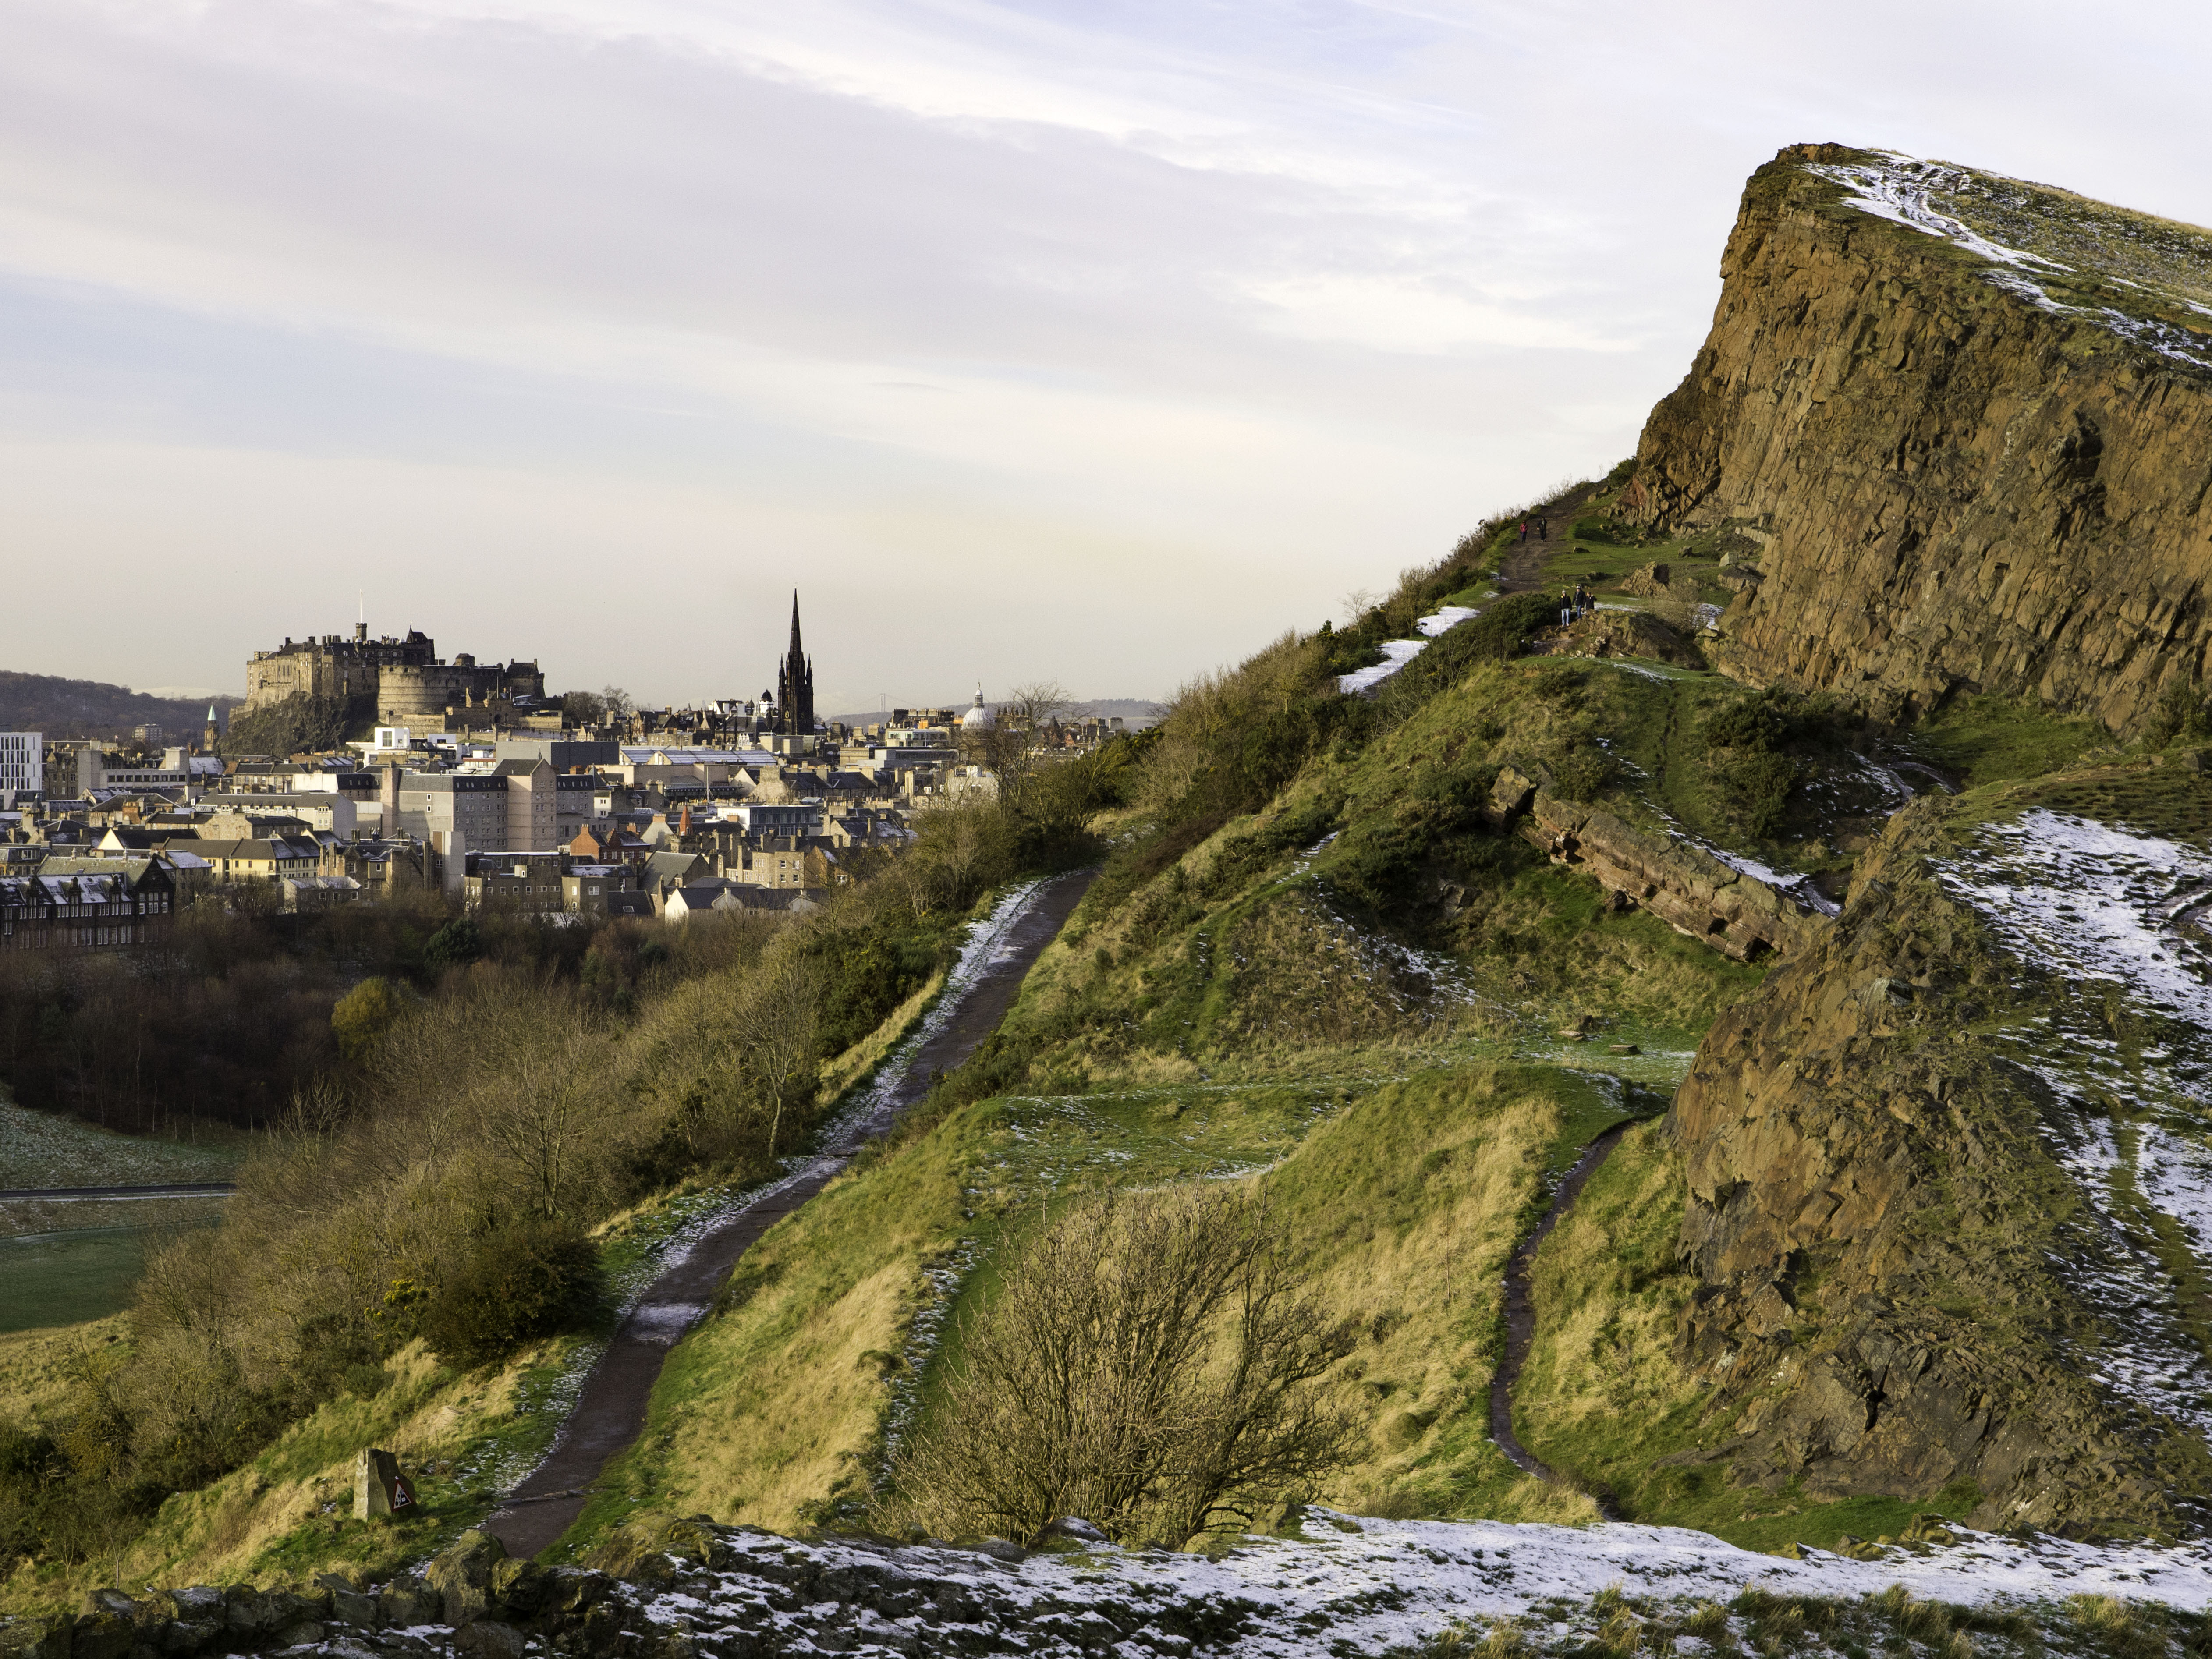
[1631,144,2212,735]
[1666,759,2212,1536]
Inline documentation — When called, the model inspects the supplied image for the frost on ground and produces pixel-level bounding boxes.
[1933,810,2212,1436]
[1805,150,2212,371]
[0,1097,241,1190]
[821,879,1048,1148]
[588,1514,2212,1659]
[1336,606,1482,695]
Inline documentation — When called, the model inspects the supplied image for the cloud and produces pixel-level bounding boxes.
[0,0,2207,700]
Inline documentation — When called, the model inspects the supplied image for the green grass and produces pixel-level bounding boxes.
[0,1227,171,1333]
[1904,691,2108,787]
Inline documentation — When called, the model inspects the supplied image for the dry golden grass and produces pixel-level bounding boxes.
[1516,1122,1700,1439]
[1258,1067,1602,1522]
[0,1316,128,1428]
[572,1105,989,1540]
[815,970,946,1106]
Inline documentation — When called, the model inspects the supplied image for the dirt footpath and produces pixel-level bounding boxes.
[487,869,1097,1558]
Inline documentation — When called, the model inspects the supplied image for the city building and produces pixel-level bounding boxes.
[0,732,39,800]
[0,858,176,950]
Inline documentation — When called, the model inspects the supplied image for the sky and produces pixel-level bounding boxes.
[2,2,2208,710]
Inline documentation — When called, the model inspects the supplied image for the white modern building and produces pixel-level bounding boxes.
[0,732,42,799]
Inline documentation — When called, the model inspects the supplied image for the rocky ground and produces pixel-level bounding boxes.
[21,1513,2212,1659]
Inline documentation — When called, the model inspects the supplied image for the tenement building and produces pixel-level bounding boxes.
[246,624,544,722]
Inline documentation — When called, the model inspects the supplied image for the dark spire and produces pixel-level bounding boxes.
[775,590,817,738]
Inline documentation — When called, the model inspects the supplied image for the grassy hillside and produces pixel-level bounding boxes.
[561,1064,1627,1555]
[545,483,2009,1561]
[549,471,2204,1564]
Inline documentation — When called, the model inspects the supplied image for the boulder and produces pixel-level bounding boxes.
[426,1529,508,1626]
[69,1613,136,1659]
[1618,562,1673,597]
[454,1621,527,1659]
[1523,793,1825,962]
[0,1619,70,1659]
[1484,764,1539,828]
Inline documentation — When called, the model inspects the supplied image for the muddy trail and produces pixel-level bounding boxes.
[1495,482,1602,596]
[487,869,1096,1558]
[1488,1120,1634,1518]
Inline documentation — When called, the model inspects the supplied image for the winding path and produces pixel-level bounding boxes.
[486,870,1096,1558]
[1488,1120,1632,1517]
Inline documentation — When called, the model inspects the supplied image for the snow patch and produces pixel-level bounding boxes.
[653,1514,2212,1658]
[1806,152,2212,370]
[1336,604,1487,695]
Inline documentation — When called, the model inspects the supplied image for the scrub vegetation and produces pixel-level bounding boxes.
[19,453,2212,1627]
[0,784,1121,1612]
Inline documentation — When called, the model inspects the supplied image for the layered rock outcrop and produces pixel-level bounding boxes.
[1664,779,2212,1536]
[1502,780,1824,963]
[1631,144,2212,735]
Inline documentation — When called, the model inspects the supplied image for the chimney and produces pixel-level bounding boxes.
[380,761,400,837]
[678,804,691,840]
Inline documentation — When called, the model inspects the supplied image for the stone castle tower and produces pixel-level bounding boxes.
[773,592,815,737]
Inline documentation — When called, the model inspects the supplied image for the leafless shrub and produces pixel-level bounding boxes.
[888,1186,1355,1547]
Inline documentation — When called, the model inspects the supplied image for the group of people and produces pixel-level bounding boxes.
[1516,515,1551,543]
[1557,581,1595,630]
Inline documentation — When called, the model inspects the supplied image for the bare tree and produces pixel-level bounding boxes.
[732,945,824,1160]
[968,680,1076,826]
[889,1187,1355,1546]
[482,1013,609,1218]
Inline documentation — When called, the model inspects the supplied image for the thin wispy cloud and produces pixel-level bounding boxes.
[0,0,2206,705]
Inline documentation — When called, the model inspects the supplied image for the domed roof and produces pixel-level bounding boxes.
[961,684,992,729]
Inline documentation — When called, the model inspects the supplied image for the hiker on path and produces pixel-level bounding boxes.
[1538,516,1549,540]
[1519,519,1528,542]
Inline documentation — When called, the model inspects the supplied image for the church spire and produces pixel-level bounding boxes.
[775,590,816,739]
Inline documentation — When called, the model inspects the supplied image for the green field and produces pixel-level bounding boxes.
[0,1226,165,1333]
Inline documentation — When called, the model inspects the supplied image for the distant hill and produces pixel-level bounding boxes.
[0,671,245,740]
[824,698,1167,731]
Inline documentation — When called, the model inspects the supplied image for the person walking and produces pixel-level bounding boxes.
[1519,519,1528,543]
[1538,516,1549,540]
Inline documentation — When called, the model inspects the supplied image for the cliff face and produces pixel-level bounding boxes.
[1632,145,2212,735]
[1666,763,2212,1536]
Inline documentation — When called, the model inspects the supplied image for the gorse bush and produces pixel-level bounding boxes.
[1698,686,1850,839]
[419,1214,605,1370]
[330,976,407,1063]
[886,1187,1355,1547]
